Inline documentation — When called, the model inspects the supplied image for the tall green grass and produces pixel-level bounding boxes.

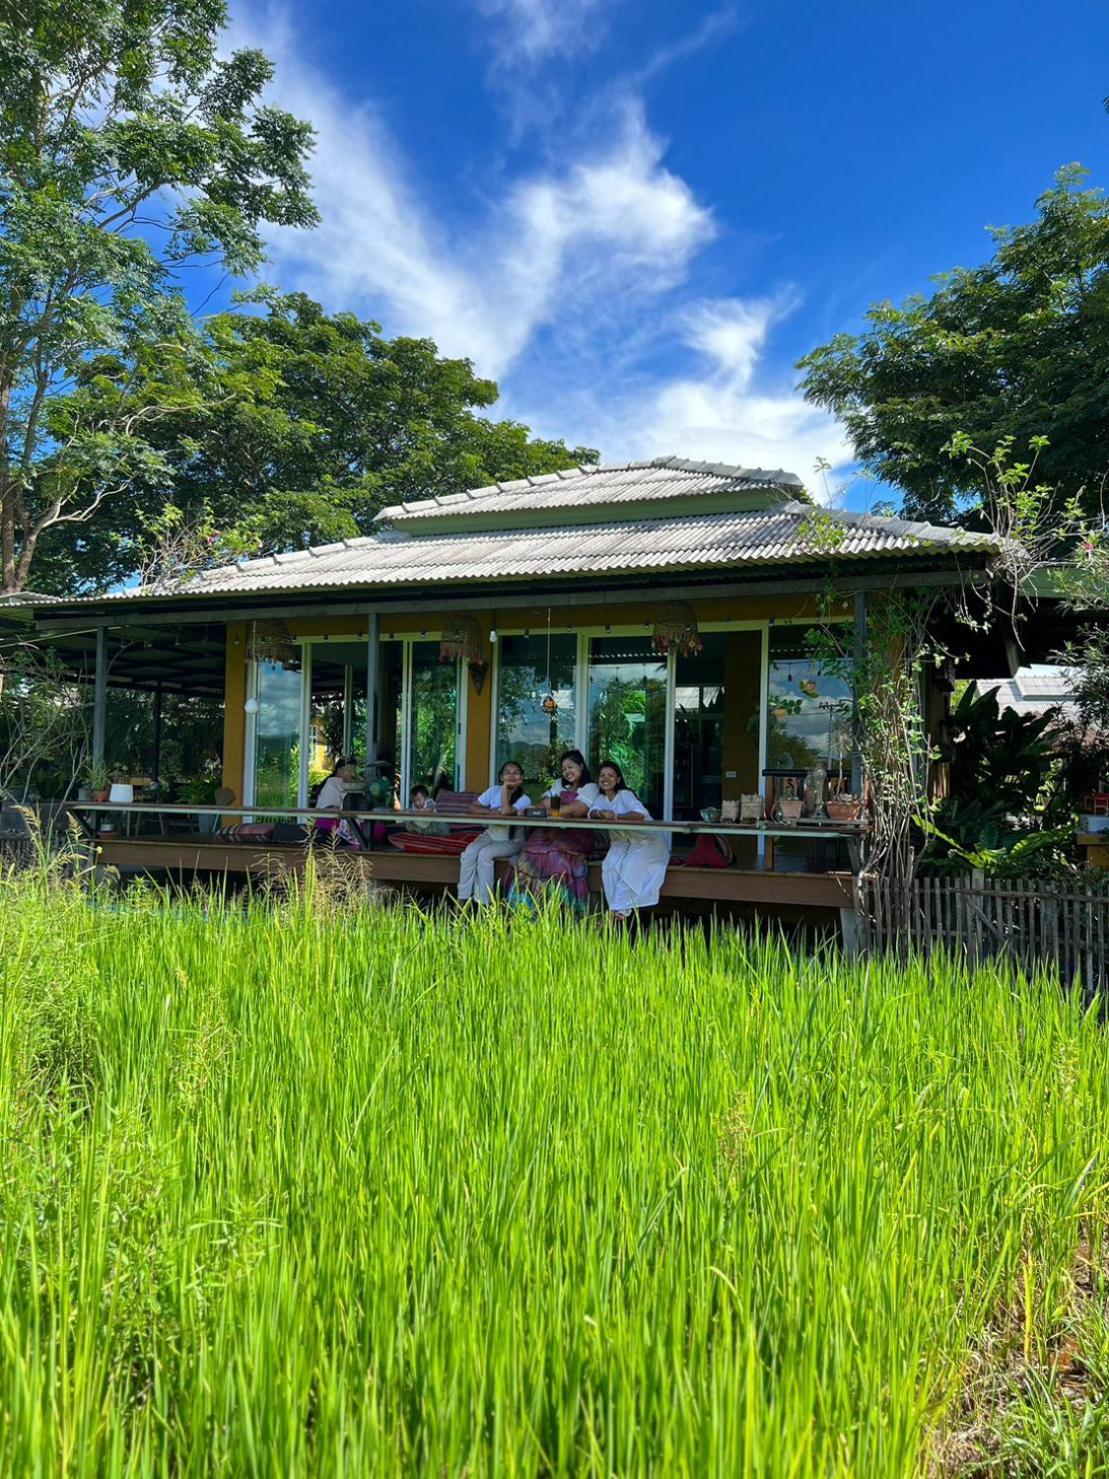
[0,870,1106,1475]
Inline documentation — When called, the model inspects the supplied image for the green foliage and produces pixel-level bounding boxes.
[920,682,1068,876]
[1,883,1107,1472]
[0,644,89,797]
[0,0,317,593]
[144,291,599,560]
[799,168,1109,525]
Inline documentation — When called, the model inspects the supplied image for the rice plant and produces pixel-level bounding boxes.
[0,868,1106,1475]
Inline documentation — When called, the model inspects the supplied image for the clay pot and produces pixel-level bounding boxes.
[825,798,861,822]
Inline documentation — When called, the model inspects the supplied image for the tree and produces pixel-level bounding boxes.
[137,292,599,559]
[0,0,317,593]
[798,167,1109,526]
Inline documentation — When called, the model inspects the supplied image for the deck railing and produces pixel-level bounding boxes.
[857,871,1109,997]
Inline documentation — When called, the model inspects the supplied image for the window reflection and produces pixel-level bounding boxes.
[495,634,577,791]
[766,625,853,778]
[587,637,666,815]
[253,660,302,808]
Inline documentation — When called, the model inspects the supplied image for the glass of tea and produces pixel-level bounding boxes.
[550,791,561,818]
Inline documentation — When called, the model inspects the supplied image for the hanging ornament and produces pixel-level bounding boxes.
[440,614,489,695]
[652,602,702,658]
[538,606,558,716]
[247,619,297,668]
[438,614,485,666]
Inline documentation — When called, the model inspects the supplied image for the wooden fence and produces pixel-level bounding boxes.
[857,871,1109,996]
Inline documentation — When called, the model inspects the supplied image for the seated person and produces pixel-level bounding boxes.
[314,757,363,846]
[404,783,449,836]
[505,749,599,914]
[588,760,670,920]
[457,761,531,904]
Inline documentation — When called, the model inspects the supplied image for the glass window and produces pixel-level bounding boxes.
[766,625,853,780]
[410,640,459,791]
[673,632,726,819]
[587,636,667,816]
[308,641,369,797]
[495,634,577,792]
[252,659,303,808]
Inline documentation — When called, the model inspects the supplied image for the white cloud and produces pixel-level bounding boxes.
[513,296,851,492]
[231,8,713,379]
[476,0,605,64]
[227,5,848,492]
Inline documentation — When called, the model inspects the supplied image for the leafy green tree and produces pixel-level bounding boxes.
[799,167,1109,526]
[0,0,317,593]
[143,292,599,558]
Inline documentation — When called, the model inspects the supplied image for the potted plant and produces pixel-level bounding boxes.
[85,760,110,803]
[179,773,218,831]
[826,792,862,822]
[108,766,134,805]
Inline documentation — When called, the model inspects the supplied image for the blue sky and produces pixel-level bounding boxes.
[223,0,1109,504]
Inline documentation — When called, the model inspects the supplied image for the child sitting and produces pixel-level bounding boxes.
[404,784,449,836]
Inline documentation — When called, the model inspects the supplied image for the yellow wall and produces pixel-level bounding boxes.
[722,629,763,799]
[464,612,493,788]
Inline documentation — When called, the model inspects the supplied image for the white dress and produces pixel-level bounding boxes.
[589,789,671,913]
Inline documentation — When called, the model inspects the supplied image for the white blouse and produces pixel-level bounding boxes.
[545,780,600,807]
[315,775,351,810]
[477,783,533,839]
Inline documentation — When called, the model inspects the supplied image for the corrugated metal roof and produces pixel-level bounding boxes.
[378,457,806,523]
[77,501,996,604]
[976,671,1079,717]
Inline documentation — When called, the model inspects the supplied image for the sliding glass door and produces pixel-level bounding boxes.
[409,641,461,792]
[248,634,464,809]
[586,636,667,818]
[251,659,303,809]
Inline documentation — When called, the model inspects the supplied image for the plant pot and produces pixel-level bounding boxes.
[777,798,803,823]
[77,786,93,802]
[92,789,110,803]
[825,799,861,822]
[109,783,134,805]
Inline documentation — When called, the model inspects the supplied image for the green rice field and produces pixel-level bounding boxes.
[1,869,1107,1475]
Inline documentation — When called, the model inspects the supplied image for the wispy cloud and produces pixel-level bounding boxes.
[509,296,849,492]
[228,3,849,488]
[231,9,713,378]
[476,0,606,65]
[630,5,742,87]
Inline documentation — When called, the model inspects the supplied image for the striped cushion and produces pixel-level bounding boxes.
[387,830,479,856]
[217,823,275,842]
[430,791,479,817]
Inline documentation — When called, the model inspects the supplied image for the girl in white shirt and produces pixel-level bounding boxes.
[314,757,361,846]
[588,760,671,918]
[505,749,600,913]
[457,760,532,903]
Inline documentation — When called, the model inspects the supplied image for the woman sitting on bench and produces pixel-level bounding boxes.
[457,760,531,904]
[314,757,363,847]
[588,760,670,920]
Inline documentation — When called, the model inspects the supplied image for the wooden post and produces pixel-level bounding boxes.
[151,681,164,779]
[851,591,867,796]
[365,613,380,765]
[92,626,108,767]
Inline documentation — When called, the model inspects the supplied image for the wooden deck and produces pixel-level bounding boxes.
[90,835,856,914]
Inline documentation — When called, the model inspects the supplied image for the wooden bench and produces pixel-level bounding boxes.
[90,835,855,919]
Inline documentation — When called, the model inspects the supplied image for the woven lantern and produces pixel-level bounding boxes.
[247,619,298,668]
[438,614,485,666]
[439,614,488,692]
[651,601,703,658]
